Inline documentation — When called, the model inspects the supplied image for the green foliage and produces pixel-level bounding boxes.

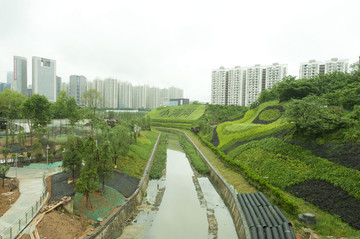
[62,136,84,179]
[21,94,53,128]
[258,109,281,121]
[119,131,158,178]
[31,142,43,162]
[1,148,11,164]
[197,134,299,215]
[285,95,347,138]
[258,88,278,103]
[148,104,206,123]
[179,135,209,175]
[150,133,167,179]
[230,138,360,199]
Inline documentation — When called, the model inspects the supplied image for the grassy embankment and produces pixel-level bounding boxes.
[118,130,159,179]
[208,101,360,238]
[147,104,206,130]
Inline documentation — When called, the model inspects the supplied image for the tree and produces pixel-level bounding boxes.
[0,165,10,188]
[66,97,81,129]
[62,136,83,179]
[107,124,131,166]
[21,94,53,144]
[53,91,68,136]
[96,141,113,192]
[0,90,27,146]
[286,95,346,138]
[1,148,11,165]
[83,89,102,117]
[75,136,99,208]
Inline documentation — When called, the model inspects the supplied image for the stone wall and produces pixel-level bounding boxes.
[85,133,161,239]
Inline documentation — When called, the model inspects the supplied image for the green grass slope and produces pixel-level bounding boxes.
[216,101,293,150]
[148,104,206,129]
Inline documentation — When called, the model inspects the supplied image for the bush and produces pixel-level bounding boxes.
[258,109,281,121]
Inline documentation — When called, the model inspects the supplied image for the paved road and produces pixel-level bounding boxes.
[0,167,61,238]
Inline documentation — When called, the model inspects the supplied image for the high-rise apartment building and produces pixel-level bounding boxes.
[104,78,118,109]
[13,56,27,95]
[89,78,105,108]
[118,81,132,108]
[211,63,287,106]
[147,87,160,109]
[299,58,349,79]
[132,85,148,109]
[169,86,184,99]
[32,57,56,102]
[69,75,87,105]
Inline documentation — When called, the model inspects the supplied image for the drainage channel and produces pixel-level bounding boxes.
[118,148,237,239]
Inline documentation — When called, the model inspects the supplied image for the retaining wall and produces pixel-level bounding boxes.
[85,132,161,239]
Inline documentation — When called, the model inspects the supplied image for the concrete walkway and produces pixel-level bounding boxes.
[0,167,61,238]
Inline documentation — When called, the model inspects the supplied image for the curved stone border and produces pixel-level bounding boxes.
[85,132,161,239]
[162,128,251,239]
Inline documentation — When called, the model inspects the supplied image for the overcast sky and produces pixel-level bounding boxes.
[0,0,359,102]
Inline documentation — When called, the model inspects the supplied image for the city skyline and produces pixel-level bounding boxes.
[1,0,360,103]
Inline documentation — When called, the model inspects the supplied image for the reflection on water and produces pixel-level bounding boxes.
[198,178,238,239]
[149,149,208,239]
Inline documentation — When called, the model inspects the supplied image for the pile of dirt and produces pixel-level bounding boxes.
[0,179,20,217]
[287,180,360,229]
[20,210,89,239]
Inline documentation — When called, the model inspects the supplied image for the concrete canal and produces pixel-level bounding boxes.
[118,138,237,239]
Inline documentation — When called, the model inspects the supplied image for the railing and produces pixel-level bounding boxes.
[0,173,48,239]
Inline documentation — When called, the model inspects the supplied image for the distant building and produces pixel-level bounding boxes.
[56,76,62,98]
[104,78,118,108]
[7,71,13,86]
[32,56,56,102]
[69,75,87,105]
[0,83,11,93]
[211,63,287,106]
[169,98,189,106]
[13,56,27,95]
[299,58,349,79]
[118,81,132,108]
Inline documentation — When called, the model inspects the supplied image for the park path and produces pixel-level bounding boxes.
[0,167,60,238]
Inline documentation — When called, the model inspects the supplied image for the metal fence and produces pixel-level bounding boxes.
[0,173,48,239]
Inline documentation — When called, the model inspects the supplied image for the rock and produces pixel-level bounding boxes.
[298,212,316,225]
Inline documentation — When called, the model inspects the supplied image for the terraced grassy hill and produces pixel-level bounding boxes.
[207,101,360,237]
[148,104,206,129]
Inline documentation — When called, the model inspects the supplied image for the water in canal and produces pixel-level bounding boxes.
[118,144,237,239]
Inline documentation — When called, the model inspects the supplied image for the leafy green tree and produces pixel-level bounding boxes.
[62,136,84,179]
[53,91,68,135]
[107,124,131,166]
[1,148,11,165]
[0,90,27,146]
[96,141,113,192]
[66,97,81,129]
[31,142,43,162]
[286,95,347,138]
[21,94,52,143]
[83,89,102,117]
[75,136,99,208]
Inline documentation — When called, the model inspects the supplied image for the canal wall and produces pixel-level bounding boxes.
[85,132,161,239]
[163,128,251,239]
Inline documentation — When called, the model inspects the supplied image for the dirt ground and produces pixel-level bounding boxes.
[0,178,20,217]
[19,176,94,239]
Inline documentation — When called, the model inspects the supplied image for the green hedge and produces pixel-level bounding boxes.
[198,134,299,216]
[151,122,192,130]
[150,133,167,179]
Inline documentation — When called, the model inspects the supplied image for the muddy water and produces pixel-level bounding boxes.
[118,143,237,239]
